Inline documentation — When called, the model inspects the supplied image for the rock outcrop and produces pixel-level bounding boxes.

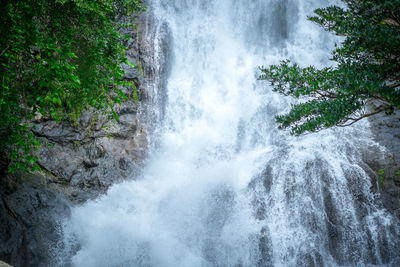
[0,172,70,266]
[31,94,147,203]
[366,110,400,220]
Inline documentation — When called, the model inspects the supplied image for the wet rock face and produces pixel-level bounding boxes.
[0,172,71,267]
[367,110,400,220]
[32,102,147,203]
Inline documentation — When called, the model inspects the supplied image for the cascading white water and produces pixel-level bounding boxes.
[60,0,400,266]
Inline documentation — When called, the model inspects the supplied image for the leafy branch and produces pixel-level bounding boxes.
[259,0,400,135]
[0,0,144,172]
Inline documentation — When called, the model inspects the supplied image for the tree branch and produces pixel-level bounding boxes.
[387,82,400,88]
[314,90,337,99]
[0,44,10,58]
[339,106,386,127]
[390,10,400,26]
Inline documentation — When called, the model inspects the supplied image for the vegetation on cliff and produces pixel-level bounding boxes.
[0,0,144,171]
[260,0,400,135]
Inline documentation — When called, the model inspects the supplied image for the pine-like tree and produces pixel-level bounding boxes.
[260,0,400,135]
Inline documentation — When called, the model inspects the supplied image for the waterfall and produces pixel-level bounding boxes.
[60,0,400,266]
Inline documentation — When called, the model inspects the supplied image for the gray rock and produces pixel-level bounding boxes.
[0,172,71,267]
[367,110,400,220]
[121,63,140,80]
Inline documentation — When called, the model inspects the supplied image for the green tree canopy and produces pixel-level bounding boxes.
[0,0,144,171]
[259,0,400,135]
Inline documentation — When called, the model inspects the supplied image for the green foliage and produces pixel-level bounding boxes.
[378,168,386,186]
[0,0,144,171]
[259,0,400,135]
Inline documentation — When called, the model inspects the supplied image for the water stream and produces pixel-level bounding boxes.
[60,0,400,266]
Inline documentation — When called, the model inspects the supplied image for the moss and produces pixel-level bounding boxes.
[13,170,48,186]
[395,170,400,179]
[138,61,145,78]
[73,140,82,148]
[378,168,386,187]
[19,172,38,184]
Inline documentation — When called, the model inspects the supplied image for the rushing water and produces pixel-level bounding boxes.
[60,0,400,266]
